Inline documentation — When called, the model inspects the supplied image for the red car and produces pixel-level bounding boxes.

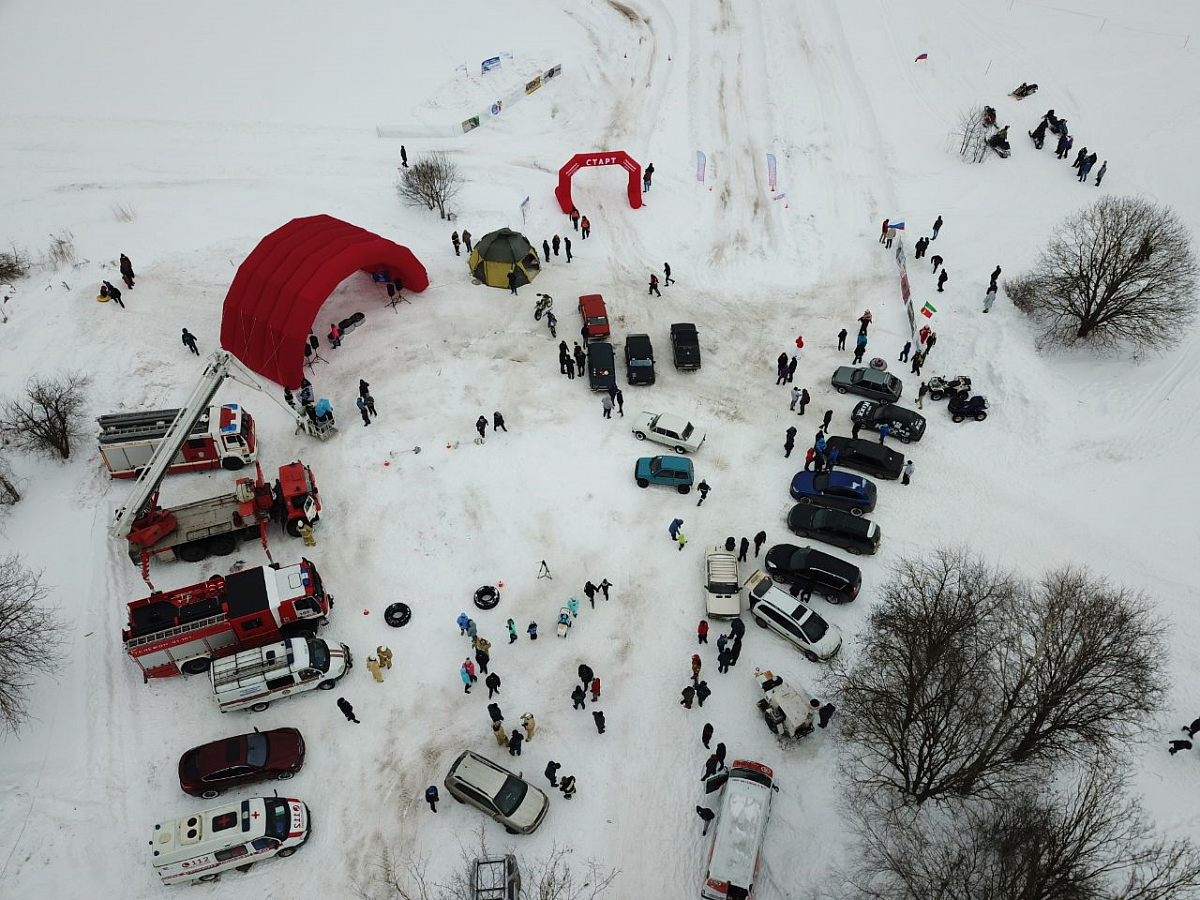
[179,727,305,798]
[578,294,611,340]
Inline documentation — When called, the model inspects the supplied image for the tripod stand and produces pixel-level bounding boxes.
[384,282,410,313]
[304,336,328,371]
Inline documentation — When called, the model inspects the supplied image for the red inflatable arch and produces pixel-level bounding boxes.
[221,215,429,387]
[555,151,643,214]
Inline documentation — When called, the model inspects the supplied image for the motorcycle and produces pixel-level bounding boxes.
[545,310,557,338]
[534,293,553,321]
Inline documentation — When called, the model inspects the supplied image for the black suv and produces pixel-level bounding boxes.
[624,334,656,385]
[824,436,905,480]
[786,505,881,556]
[587,341,617,393]
[670,323,701,370]
[763,543,862,604]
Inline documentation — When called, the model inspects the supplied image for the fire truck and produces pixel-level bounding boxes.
[123,559,332,679]
[98,403,257,479]
[125,461,320,567]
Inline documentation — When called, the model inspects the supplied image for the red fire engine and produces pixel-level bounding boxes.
[123,559,332,679]
[98,403,257,479]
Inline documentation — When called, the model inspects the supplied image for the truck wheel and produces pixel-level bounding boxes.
[802,648,820,663]
[221,458,245,471]
[250,702,270,712]
[198,874,219,883]
[181,657,211,675]
[286,517,307,538]
[177,543,208,563]
[208,536,236,556]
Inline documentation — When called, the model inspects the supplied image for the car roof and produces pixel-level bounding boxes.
[589,341,615,362]
[827,437,900,463]
[654,455,693,472]
[626,333,652,350]
[451,751,510,795]
[653,412,689,430]
[671,322,697,334]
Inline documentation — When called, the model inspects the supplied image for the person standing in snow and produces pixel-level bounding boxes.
[789,386,802,411]
[486,672,501,698]
[376,646,392,670]
[702,754,719,780]
[937,269,949,292]
[698,619,710,645]
[452,231,461,256]
[931,254,943,273]
[787,356,798,383]
[552,234,561,256]
[559,775,577,799]
[697,806,716,834]
[642,162,654,191]
[818,702,836,728]
[578,663,594,686]
[664,262,674,285]
[425,785,439,812]
[590,676,601,701]
[475,415,488,440]
[804,446,816,472]
[753,531,768,558]
[400,145,408,167]
[543,239,551,260]
[776,353,789,385]
[984,283,998,313]
[545,760,561,786]
[564,236,573,262]
[736,536,748,563]
[572,684,587,710]
[837,328,848,350]
[474,642,491,675]
[527,621,538,640]
[669,518,684,542]
[459,662,473,694]
[925,332,938,355]
[520,712,536,742]
[691,654,703,684]
[492,722,509,746]
[570,206,581,230]
[852,344,866,365]
[1072,146,1088,169]
[649,273,661,296]
[702,723,714,748]
[931,215,943,240]
[917,381,929,408]
[784,426,797,458]
[1078,153,1096,183]
[363,393,377,417]
[598,578,612,601]
[580,216,591,239]
[879,218,890,243]
[337,697,360,723]
[1029,118,1048,148]
[509,729,524,756]
[695,681,711,708]
[822,409,834,431]
[357,397,371,427]
[367,655,383,683]
[798,388,810,415]
[567,596,581,618]
[717,645,732,674]
[1094,160,1107,186]
[593,709,607,733]
[1054,132,1070,158]
[573,343,586,376]
[456,611,470,635]
[902,460,914,486]
[492,411,506,433]
[507,268,518,295]
[181,328,199,355]
[584,581,598,607]
[462,229,472,253]
[696,480,711,506]
[601,394,614,419]
[680,685,695,708]
[119,253,136,289]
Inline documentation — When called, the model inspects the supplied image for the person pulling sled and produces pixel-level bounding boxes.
[1029,118,1047,149]
[1010,82,1039,99]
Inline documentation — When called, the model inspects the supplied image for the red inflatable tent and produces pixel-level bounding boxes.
[554,151,643,214]
[221,215,428,387]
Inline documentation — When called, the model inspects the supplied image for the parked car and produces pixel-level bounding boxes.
[927,374,972,401]
[670,322,701,369]
[624,334,655,385]
[178,727,306,798]
[631,411,706,453]
[444,750,549,835]
[851,401,926,443]
[744,570,844,660]
[786,504,880,555]
[634,455,694,493]
[823,436,905,480]
[587,341,617,393]
[948,394,990,422]
[703,545,742,618]
[762,544,862,604]
[578,294,610,340]
[789,470,877,516]
[830,366,903,402]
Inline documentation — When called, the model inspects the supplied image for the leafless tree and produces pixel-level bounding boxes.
[840,760,1200,900]
[0,371,91,460]
[395,152,462,220]
[953,106,990,164]
[0,453,20,506]
[1007,196,1198,351]
[833,549,1166,805]
[0,555,63,733]
[0,244,31,282]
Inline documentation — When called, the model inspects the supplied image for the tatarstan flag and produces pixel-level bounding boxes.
[921,301,937,318]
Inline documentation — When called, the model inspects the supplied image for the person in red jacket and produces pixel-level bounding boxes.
[580,216,591,239]
[697,619,709,645]
[329,321,342,348]
[649,273,661,296]
[570,207,581,230]
[590,676,601,701]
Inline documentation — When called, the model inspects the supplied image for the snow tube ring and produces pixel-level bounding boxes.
[96,294,110,302]
[384,602,412,627]
[474,585,500,610]
[869,357,887,371]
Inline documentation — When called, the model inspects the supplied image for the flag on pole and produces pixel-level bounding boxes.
[520,196,530,226]
[915,53,928,61]
[695,151,706,183]
[920,300,937,318]
[890,221,906,230]
[766,154,777,191]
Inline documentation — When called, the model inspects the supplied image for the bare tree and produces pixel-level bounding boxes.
[0,453,20,505]
[0,244,31,282]
[0,555,63,733]
[953,105,989,164]
[1007,196,1199,351]
[395,152,462,220]
[840,760,1200,900]
[0,371,91,460]
[833,549,1167,805]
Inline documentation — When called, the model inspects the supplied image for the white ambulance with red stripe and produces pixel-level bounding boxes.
[210,635,351,713]
[150,795,309,885]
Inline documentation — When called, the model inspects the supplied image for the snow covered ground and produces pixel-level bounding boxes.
[2,0,1200,896]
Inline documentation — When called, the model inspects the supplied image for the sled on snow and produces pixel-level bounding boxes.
[1010,82,1038,100]
[556,608,572,638]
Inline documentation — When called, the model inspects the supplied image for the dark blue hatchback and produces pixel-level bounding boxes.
[789,471,877,516]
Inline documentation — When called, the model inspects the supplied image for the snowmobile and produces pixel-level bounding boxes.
[533,293,553,321]
[556,608,572,638]
[988,128,1011,158]
[1010,82,1039,100]
[948,394,990,422]
[927,375,972,400]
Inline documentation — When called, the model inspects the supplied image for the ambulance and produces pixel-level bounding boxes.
[149,796,309,885]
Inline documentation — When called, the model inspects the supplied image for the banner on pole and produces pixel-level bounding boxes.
[520,196,530,226]
[461,116,480,133]
[482,56,502,74]
[766,153,777,191]
[900,272,911,304]
[525,76,543,95]
[695,151,706,182]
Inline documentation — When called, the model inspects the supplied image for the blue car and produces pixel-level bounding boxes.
[789,471,877,516]
[634,455,694,493]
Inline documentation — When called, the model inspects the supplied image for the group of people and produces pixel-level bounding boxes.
[95,253,136,308]
[1029,109,1107,185]
[538,233,574,265]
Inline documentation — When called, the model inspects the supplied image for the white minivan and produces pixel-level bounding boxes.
[211,635,350,713]
[150,796,309,885]
[701,760,777,899]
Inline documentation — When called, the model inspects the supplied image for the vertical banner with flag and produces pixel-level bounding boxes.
[766,154,777,191]
[695,151,706,183]
[520,196,530,227]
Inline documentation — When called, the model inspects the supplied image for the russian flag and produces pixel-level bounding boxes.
[915,53,928,62]
[890,221,906,230]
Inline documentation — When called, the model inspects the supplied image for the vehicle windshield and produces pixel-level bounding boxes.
[264,798,290,840]
[493,776,530,817]
[245,733,268,768]
[792,607,829,642]
[306,637,330,672]
[649,459,662,475]
[587,316,608,326]
[732,766,773,789]
[681,423,694,439]
[630,358,651,366]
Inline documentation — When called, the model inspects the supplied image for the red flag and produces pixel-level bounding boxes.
[915,53,928,62]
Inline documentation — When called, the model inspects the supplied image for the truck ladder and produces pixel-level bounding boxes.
[210,642,295,688]
[124,613,229,652]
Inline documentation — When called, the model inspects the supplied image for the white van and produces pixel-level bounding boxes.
[703,546,742,618]
[701,760,777,900]
[150,795,309,885]
[211,635,350,713]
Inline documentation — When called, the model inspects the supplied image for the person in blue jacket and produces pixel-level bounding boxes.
[457,611,471,635]
[669,518,684,541]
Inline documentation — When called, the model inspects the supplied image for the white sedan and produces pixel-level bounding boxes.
[631,411,706,454]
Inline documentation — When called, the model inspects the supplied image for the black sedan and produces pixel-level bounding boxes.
[851,401,926,443]
[787,504,881,555]
[824,437,905,480]
[830,366,903,402]
[588,341,617,392]
[624,334,656,385]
